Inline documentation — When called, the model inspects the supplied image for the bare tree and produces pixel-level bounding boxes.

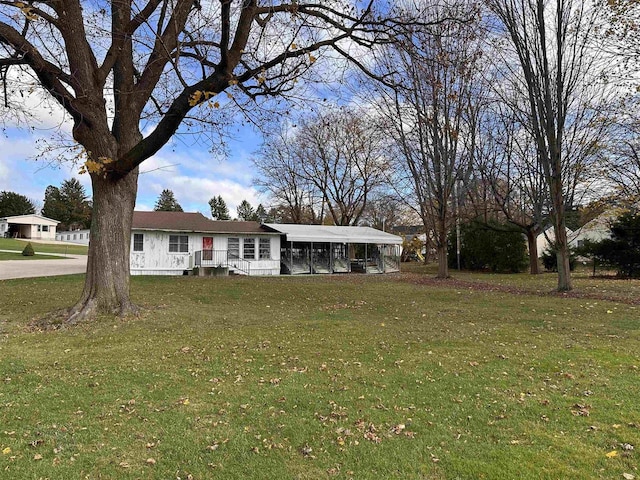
[485,0,608,291]
[254,107,390,226]
[604,97,640,203]
[295,108,390,225]
[0,1,425,322]
[253,126,320,224]
[373,0,485,278]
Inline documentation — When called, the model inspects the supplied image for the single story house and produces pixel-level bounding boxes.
[126,211,402,276]
[0,214,59,240]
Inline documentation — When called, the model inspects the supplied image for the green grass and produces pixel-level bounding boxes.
[1,272,639,479]
[0,238,88,256]
[0,251,66,261]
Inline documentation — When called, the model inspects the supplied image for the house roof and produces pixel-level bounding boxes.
[132,211,272,234]
[0,214,59,225]
[264,223,403,244]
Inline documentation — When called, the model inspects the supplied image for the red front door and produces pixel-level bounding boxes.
[203,237,213,261]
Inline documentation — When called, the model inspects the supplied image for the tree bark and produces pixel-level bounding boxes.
[66,169,140,323]
[553,210,573,291]
[436,221,449,278]
[526,228,540,274]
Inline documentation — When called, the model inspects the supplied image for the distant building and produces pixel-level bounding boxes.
[0,214,59,240]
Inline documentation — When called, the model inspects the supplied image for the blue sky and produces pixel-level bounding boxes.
[0,123,265,218]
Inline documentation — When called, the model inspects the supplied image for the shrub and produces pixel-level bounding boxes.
[22,242,35,256]
[541,245,577,272]
[448,220,528,273]
[586,211,640,278]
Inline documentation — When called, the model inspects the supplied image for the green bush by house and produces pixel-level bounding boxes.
[21,242,35,256]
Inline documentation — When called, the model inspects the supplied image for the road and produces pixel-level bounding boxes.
[0,252,88,280]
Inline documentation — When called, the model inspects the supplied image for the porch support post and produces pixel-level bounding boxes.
[365,243,368,274]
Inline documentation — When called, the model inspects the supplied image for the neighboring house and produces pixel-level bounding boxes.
[56,229,91,245]
[572,212,616,248]
[535,226,576,256]
[126,211,402,276]
[0,214,59,240]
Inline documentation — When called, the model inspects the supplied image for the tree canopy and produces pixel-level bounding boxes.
[154,189,183,212]
[0,191,36,217]
[41,179,92,231]
[209,195,231,220]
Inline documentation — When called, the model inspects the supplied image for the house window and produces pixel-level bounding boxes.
[228,237,239,258]
[79,233,83,240]
[73,234,77,240]
[42,225,49,232]
[259,238,271,259]
[133,233,144,252]
[243,238,255,259]
[67,235,70,240]
[169,235,189,253]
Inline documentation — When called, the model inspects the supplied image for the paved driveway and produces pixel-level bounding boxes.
[0,254,88,280]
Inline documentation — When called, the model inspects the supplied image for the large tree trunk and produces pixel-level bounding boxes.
[67,169,140,323]
[525,228,540,275]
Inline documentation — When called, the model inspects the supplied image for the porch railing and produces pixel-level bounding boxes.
[194,250,251,275]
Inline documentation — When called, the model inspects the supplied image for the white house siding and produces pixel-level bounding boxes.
[129,230,280,276]
[56,229,91,244]
[1,215,58,239]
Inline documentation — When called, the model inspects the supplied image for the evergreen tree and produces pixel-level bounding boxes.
[255,204,268,223]
[237,200,257,221]
[42,179,92,230]
[585,212,640,278]
[208,195,230,220]
[154,189,183,212]
[0,191,36,217]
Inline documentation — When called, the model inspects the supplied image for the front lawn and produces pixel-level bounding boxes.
[0,238,88,256]
[0,252,66,261]
[0,273,638,479]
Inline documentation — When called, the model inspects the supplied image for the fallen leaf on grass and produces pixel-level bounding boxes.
[606,450,618,458]
[146,458,156,465]
[623,473,635,480]
[2,447,11,455]
[33,454,42,461]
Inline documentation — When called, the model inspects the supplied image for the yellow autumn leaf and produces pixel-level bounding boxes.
[188,90,203,106]
[2,447,11,455]
[291,43,297,50]
[309,55,317,64]
[605,450,618,458]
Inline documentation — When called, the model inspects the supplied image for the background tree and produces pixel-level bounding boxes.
[473,98,549,274]
[373,0,485,278]
[42,179,92,231]
[582,211,640,278]
[253,127,322,224]
[237,200,257,221]
[209,195,231,220]
[485,0,608,291]
[0,191,36,217]
[0,1,421,322]
[255,107,389,226]
[154,189,183,212]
